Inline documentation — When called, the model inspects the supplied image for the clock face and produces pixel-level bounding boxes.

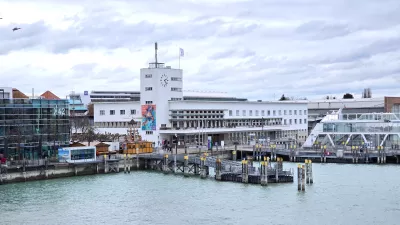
[160,74,169,87]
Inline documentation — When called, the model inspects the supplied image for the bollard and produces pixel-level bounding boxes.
[301,165,306,191]
[136,149,139,169]
[308,160,313,184]
[241,159,248,183]
[215,158,222,180]
[184,155,189,177]
[127,154,131,173]
[173,155,177,173]
[96,164,99,174]
[297,164,302,191]
[260,159,268,186]
[124,154,127,174]
[104,154,108,173]
[297,164,305,191]
[163,154,169,173]
[200,157,207,179]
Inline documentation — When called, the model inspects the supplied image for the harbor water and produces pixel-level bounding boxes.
[0,163,399,225]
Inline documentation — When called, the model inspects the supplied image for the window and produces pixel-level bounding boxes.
[294,110,297,115]
[243,110,246,116]
[131,109,136,115]
[236,110,239,116]
[284,110,287,115]
[171,98,182,101]
[299,110,302,115]
[279,110,281,115]
[261,110,265,116]
[249,110,253,116]
[100,110,105,115]
[110,110,115,115]
[289,119,292,124]
[120,110,125,115]
[289,110,292,115]
[273,110,276,116]
[304,110,307,115]
[171,87,182,92]
[171,77,182,81]
[145,101,153,104]
[146,131,153,135]
[304,119,307,124]
[268,110,270,116]
[284,119,287,125]
[295,119,297,124]
[299,119,302,124]
[145,74,152,78]
[145,87,153,91]
[255,110,259,116]
[229,110,232,116]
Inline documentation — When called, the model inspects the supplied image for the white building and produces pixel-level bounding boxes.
[93,50,308,148]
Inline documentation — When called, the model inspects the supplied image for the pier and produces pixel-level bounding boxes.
[137,153,294,185]
[222,144,400,164]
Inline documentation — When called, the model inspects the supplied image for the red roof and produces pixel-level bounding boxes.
[40,91,60,100]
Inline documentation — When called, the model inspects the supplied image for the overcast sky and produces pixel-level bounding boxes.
[1,0,400,100]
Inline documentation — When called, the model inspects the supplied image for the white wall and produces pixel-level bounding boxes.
[94,102,141,123]
[168,100,308,131]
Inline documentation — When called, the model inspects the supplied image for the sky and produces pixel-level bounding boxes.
[0,0,400,100]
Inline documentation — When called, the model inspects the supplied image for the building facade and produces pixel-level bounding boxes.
[0,91,70,160]
[93,59,308,148]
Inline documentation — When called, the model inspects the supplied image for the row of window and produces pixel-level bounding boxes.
[144,74,182,81]
[99,109,137,116]
[283,119,307,125]
[229,109,307,117]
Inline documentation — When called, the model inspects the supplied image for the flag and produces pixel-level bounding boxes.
[179,48,184,57]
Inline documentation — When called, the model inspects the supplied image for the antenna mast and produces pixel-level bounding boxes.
[155,42,158,68]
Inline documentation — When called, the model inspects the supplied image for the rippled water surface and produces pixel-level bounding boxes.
[1,163,399,225]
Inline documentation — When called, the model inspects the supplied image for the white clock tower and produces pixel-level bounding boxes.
[139,43,183,145]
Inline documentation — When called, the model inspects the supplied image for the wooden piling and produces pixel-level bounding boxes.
[200,156,207,179]
[104,154,108,173]
[297,164,305,191]
[184,155,189,177]
[163,154,169,173]
[260,159,268,186]
[215,158,222,180]
[241,159,248,183]
[124,154,127,173]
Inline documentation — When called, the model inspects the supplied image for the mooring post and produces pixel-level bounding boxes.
[163,154,169,173]
[297,164,301,191]
[383,147,387,164]
[309,160,313,184]
[215,158,222,180]
[200,156,207,179]
[261,157,268,186]
[104,154,108,173]
[127,154,131,173]
[232,150,237,161]
[241,159,248,183]
[275,158,279,183]
[184,155,189,177]
[0,165,3,184]
[44,156,49,179]
[124,154,127,174]
[302,165,306,190]
[194,158,199,175]
[173,155,177,173]
[136,148,139,169]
